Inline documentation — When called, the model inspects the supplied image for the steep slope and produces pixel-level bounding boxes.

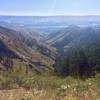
[0,40,17,58]
[46,26,100,52]
[0,26,56,72]
[48,26,100,77]
[0,22,49,41]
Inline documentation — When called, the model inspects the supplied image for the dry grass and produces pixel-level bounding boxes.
[0,67,100,100]
[0,87,100,100]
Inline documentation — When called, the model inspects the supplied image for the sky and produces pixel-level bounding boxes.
[0,0,100,16]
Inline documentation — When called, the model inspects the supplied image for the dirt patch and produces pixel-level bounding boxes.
[0,88,33,100]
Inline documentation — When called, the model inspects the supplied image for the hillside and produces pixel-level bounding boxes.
[0,25,56,72]
[46,26,100,52]
[46,25,100,78]
[0,22,49,41]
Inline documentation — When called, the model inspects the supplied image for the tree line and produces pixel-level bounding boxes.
[54,46,100,78]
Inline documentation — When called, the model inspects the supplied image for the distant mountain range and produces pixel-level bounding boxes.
[0,16,100,28]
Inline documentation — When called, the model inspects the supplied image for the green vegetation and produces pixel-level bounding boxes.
[54,46,100,78]
[0,67,100,99]
[0,42,100,99]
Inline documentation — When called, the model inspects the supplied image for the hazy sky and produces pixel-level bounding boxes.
[0,0,100,16]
